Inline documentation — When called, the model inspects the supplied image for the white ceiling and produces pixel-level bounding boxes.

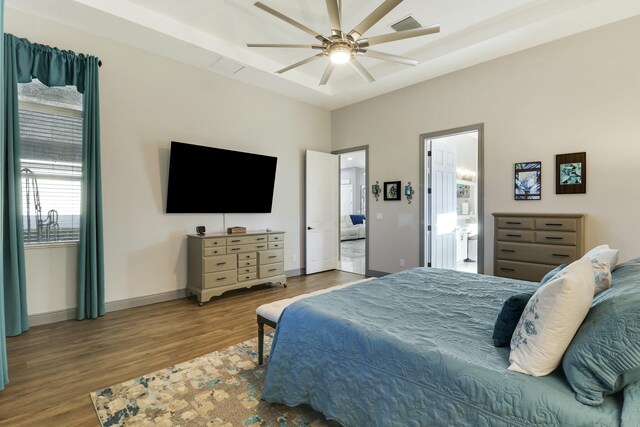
[6,0,640,110]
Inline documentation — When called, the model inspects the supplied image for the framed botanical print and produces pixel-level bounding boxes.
[514,162,541,200]
[383,181,401,201]
[556,152,586,194]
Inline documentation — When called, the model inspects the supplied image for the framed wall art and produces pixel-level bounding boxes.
[383,181,401,201]
[514,161,541,200]
[556,152,586,194]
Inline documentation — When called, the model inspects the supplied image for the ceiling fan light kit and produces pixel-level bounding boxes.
[247,0,440,85]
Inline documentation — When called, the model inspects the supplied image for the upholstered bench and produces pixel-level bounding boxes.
[256,278,373,364]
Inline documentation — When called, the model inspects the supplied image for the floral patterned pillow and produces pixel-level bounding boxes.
[508,256,595,376]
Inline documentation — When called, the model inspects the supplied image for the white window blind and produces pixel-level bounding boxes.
[20,108,83,244]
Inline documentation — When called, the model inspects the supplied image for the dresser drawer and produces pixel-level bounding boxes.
[227,243,269,253]
[495,260,557,282]
[496,217,534,230]
[269,241,283,249]
[497,230,535,243]
[497,242,577,265]
[238,272,257,282]
[203,247,226,256]
[268,233,284,242]
[226,235,268,245]
[259,262,284,278]
[203,254,236,273]
[259,249,284,265]
[238,266,256,274]
[535,218,577,232]
[204,271,237,289]
[535,231,577,246]
[238,252,257,260]
[203,238,226,248]
[238,258,257,268]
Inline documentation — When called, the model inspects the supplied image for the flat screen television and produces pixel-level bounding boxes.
[166,141,277,213]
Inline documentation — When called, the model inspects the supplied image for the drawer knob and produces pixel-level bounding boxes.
[500,268,515,272]
[506,234,521,237]
[269,268,277,272]
[232,248,240,251]
[257,245,266,249]
[257,237,265,241]
[553,253,570,258]
[500,249,516,253]
[216,262,226,266]
[269,255,277,259]
[231,240,240,243]
[506,221,521,225]
[545,237,563,240]
[545,223,563,226]
[216,277,226,281]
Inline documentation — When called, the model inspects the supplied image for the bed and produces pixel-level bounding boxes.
[261,265,640,426]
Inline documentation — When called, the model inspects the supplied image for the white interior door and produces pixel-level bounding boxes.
[305,150,339,274]
[430,140,457,269]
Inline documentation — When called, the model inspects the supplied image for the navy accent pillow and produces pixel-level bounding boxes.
[350,214,365,225]
[492,292,535,347]
[540,264,566,285]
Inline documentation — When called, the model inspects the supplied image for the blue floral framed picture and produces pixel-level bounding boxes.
[514,162,541,200]
[556,152,586,194]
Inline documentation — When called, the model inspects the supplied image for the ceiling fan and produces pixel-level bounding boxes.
[247,0,440,85]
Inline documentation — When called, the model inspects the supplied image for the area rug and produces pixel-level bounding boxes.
[91,335,339,426]
[340,239,365,258]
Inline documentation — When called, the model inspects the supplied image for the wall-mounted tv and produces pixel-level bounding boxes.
[166,141,277,213]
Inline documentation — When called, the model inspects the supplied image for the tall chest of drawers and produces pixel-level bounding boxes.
[187,231,287,305]
[492,213,585,282]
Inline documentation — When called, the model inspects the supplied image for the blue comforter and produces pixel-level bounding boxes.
[261,268,624,426]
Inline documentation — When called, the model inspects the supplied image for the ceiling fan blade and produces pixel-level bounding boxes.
[325,0,342,36]
[362,49,418,66]
[276,53,324,74]
[350,58,375,83]
[247,44,322,49]
[348,0,403,41]
[319,62,335,86]
[254,2,328,43]
[357,24,440,47]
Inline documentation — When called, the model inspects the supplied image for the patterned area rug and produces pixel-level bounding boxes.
[91,335,339,426]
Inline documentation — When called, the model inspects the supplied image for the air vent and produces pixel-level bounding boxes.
[210,57,244,74]
[390,16,421,32]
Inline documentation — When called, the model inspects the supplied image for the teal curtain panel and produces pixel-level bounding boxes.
[77,57,104,320]
[0,0,9,392]
[2,35,28,338]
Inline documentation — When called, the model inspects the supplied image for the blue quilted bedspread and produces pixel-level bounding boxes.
[261,267,624,427]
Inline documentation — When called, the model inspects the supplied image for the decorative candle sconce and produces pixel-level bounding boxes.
[405,182,415,204]
[372,181,381,201]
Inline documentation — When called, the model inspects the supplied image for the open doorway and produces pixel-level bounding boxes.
[420,125,484,273]
[334,147,368,275]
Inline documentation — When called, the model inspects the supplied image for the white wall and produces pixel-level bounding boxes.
[332,16,640,275]
[7,9,331,315]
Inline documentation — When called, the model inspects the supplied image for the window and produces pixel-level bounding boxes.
[18,79,83,245]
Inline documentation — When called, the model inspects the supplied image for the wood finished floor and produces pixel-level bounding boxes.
[0,270,364,426]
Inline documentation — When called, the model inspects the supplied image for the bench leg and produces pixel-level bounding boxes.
[258,322,264,365]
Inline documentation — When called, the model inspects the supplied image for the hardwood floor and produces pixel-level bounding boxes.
[0,270,365,426]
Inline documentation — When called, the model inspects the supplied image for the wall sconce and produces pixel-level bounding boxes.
[405,182,415,204]
[372,181,381,201]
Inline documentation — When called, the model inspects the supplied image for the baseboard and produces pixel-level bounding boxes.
[285,268,304,277]
[365,269,387,278]
[28,288,188,327]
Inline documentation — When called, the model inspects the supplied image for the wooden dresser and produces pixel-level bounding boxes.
[492,213,585,282]
[187,230,286,305]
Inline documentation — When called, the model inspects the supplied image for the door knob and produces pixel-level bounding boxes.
[307,226,314,230]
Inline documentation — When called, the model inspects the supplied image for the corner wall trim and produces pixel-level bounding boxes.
[28,288,188,327]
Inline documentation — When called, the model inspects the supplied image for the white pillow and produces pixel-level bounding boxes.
[508,256,595,376]
[589,259,612,295]
[585,244,619,270]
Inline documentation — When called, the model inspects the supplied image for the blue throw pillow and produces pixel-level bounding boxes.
[540,264,566,285]
[562,257,640,406]
[349,214,365,225]
[492,292,535,347]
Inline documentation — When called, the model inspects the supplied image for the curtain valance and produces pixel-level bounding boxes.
[9,34,98,94]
